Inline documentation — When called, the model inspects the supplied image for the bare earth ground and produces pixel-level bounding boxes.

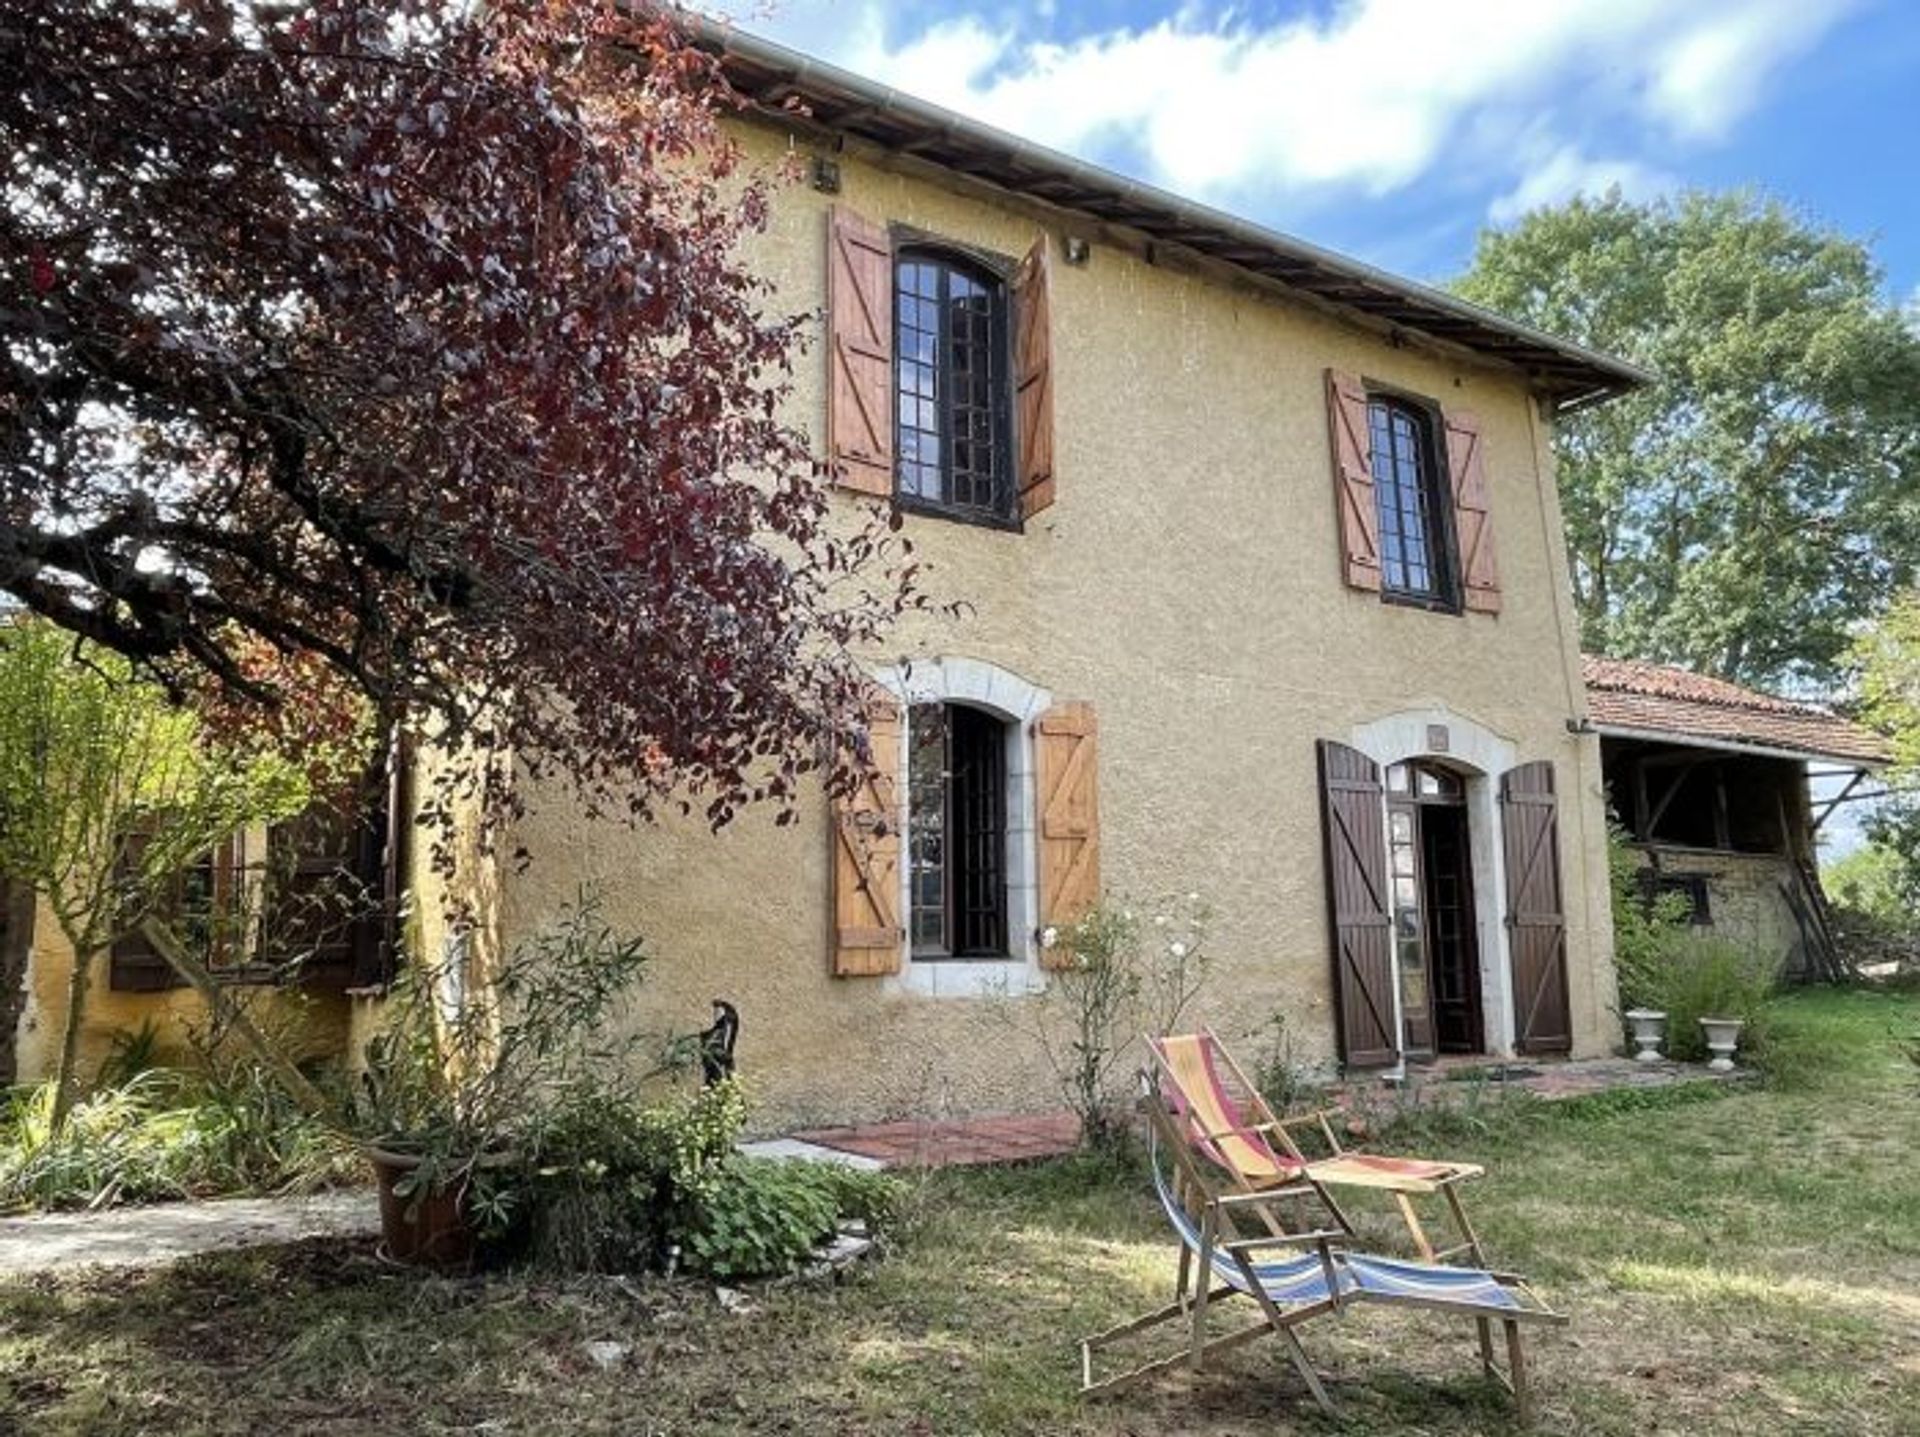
[0,988,1915,1435]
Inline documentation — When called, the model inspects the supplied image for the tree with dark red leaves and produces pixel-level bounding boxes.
[1,0,921,836]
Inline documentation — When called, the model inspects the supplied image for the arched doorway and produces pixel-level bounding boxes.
[1385,760,1482,1057]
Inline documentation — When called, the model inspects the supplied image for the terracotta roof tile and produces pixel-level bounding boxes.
[1583,656,1890,766]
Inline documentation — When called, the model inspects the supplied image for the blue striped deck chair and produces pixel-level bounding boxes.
[1078,1080,1565,1423]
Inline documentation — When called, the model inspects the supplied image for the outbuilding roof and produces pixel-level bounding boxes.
[694,23,1651,412]
[1583,655,1890,767]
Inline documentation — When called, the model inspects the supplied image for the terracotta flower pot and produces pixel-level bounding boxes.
[366,1145,482,1270]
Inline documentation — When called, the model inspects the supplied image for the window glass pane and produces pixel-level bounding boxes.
[893,251,1011,519]
[908,706,949,953]
[1367,398,1444,601]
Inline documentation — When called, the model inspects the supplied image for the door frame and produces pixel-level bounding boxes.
[1345,706,1520,1063]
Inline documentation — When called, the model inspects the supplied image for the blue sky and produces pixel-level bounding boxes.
[723,0,1920,302]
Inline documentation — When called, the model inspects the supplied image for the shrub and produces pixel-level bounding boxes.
[1646,934,1777,1062]
[514,1078,747,1274]
[1248,1011,1328,1116]
[681,1157,904,1281]
[1010,890,1212,1153]
[1607,826,1692,1016]
[0,1065,357,1213]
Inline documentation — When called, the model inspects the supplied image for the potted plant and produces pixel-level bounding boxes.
[352,893,676,1268]
[1698,1016,1745,1072]
[1623,1008,1668,1064]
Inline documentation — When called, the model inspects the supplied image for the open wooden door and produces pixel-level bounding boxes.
[1318,740,1398,1068]
[1501,760,1572,1053]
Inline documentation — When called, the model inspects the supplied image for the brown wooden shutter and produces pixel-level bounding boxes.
[1012,236,1056,519]
[1035,701,1099,965]
[832,692,904,976]
[1444,409,1502,614]
[1501,760,1572,1053]
[1325,370,1382,592]
[1317,740,1397,1067]
[353,728,411,988]
[826,206,893,497]
[108,830,227,993]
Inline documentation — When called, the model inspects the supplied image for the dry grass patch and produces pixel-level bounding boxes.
[1,990,1916,1435]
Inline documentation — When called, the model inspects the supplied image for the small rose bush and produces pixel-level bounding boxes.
[1020,890,1213,1151]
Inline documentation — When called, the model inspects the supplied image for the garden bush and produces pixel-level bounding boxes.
[0,1064,357,1213]
[1641,933,1777,1062]
[681,1156,904,1281]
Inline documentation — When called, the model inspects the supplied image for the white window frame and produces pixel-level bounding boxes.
[873,657,1052,998]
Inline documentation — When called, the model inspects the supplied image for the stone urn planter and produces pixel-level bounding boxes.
[1623,1009,1668,1064]
[1698,1017,1746,1073]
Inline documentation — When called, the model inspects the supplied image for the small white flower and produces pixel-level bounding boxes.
[1154,915,1169,927]
[1169,941,1189,959]
[1040,926,1058,950]
[1122,909,1134,921]
[1186,891,1200,902]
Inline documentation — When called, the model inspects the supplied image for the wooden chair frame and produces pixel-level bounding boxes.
[1152,1027,1488,1266]
[1079,1084,1563,1424]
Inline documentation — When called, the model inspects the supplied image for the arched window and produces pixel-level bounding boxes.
[895,249,1014,522]
[1367,396,1453,605]
[907,701,1010,957]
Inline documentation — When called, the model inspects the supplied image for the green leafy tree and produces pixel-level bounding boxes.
[1850,590,1920,915]
[1456,191,1920,687]
[0,621,321,1130]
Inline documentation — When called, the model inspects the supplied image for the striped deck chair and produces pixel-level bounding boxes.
[1149,1029,1488,1265]
[1078,1084,1563,1423]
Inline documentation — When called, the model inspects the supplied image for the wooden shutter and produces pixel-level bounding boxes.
[1444,409,1502,614]
[1317,740,1397,1068]
[1325,370,1381,592]
[832,692,904,976]
[1012,236,1056,519]
[1501,761,1572,1053]
[1035,701,1099,965]
[108,831,228,993]
[352,729,410,988]
[826,206,893,497]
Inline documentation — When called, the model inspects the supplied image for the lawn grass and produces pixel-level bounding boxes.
[2,988,1917,1435]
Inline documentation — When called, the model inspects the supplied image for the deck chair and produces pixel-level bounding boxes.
[1149,1029,1488,1265]
[1078,1082,1564,1423]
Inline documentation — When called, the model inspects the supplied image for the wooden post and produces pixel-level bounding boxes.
[139,918,343,1127]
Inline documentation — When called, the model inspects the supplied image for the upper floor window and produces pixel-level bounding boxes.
[1367,396,1454,606]
[895,250,1014,523]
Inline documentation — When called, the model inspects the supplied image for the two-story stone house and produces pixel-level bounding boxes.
[8,28,1653,1120]
[459,28,1650,1129]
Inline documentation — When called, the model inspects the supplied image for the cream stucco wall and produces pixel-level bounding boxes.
[496,122,1621,1130]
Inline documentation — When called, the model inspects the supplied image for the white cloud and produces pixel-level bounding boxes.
[1488,146,1677,224]
[723,0,1857,206]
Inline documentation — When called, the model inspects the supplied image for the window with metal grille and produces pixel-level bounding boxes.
[1367,396,1454,605]
[907,702,1009,957]
[894,249,1014,523]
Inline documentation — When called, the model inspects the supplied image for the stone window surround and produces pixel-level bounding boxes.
[1347,705,1521,1067]
[872,657,1052,999]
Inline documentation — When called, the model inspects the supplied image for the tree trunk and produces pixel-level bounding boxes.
[139,918,344,1128]
[47,937,96,1133]
[0,881,35,1086]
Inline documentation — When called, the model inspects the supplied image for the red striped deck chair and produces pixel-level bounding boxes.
[1078,1082,1564,1423]
[1149,1029,1488,1265]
